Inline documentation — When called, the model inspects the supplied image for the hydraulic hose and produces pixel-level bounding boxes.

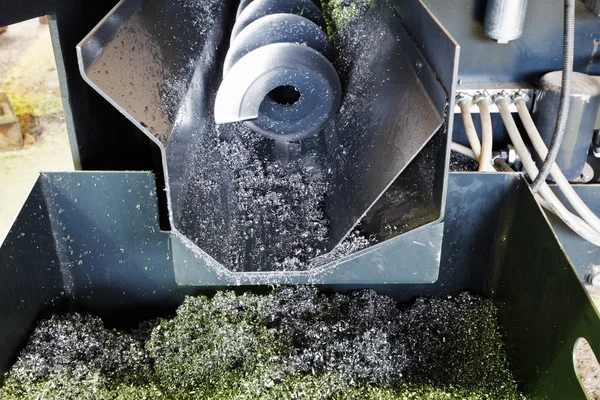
[476,96,494,172]
[458,99,482,160]
[495,96,600,246]
[530,0,575,192]
[515,97,600,234]
[534,194,600,246]
[451,142,478,161]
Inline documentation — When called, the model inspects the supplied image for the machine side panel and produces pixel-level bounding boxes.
[491,180,600,399]
[0,179,63,380]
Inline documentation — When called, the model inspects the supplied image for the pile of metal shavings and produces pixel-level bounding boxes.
[0,314,160,400]
[307,231,373,269]
[178,121,332,273]
[180,120,377,273]
[321,0,374,37]
[215,129,331,272]
[322,0,374,81]
[450,151,480,172]
[1,288,528,400]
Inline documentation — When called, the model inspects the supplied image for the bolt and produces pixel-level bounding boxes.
[455,92,469,105]
[492,92,506,104]
[580,163,594,183]
[511,90,528,103]
[588,266,600,286]
[506,145,518,164]
[473,92,488,104]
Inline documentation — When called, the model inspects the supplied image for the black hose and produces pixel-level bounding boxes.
[530,0,575,192]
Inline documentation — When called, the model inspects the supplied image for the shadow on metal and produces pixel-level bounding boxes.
[545,184,600,283]
[490,176,600,399]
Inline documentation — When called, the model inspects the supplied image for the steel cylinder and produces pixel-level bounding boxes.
[483,0,528,43]
[532,71,600,180]
[215,0,340,141]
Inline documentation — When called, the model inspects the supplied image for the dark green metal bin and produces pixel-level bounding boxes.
[1,171,599,399]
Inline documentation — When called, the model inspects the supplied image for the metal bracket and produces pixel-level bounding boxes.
[454,87,533,114]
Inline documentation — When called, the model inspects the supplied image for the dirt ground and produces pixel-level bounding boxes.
[0,19,74,243]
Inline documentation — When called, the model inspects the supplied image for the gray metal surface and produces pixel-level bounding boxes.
[0,172,189,382]
[483,0,528,43]
[0,172,546,292]
[546,184,600,282]
[39,172,181,308]
[423,0,600,83]
[392,0,461,219]
[77,0,456,274]
[0,172,554,293]
[0,180,64,380]
[230,0,325,41]
[319,2,449,247]
[327,172,524,299]
[237,0,255,17]
[76,0,232,146]
[491,177,600,399]
[222,14,330,76]
[533,72,600,180]
[586,0,600,16]
[172,222,443,285]
[217,0,338,140]
[215,43,341,141]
